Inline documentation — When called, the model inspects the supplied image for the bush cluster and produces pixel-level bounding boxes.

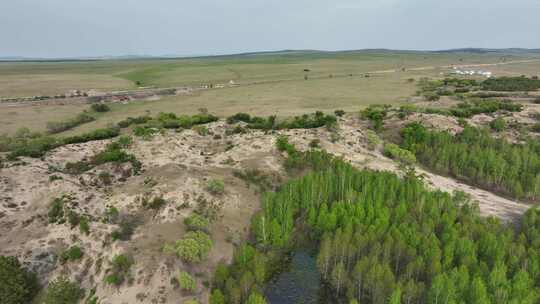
[482,76,540,91]
[105,254,134,286]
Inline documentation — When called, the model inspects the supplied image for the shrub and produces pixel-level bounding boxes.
[490,117,506,132]
[47,113,95,134]
[533,97,540,104]
[531,123,540,133]
[205,179,225,195]
[0,256,39,304]
[90,103,110,112]
[105,254,134,286]
[48,197,65,224]
[178,271,196,292]
[79,216,90,235]
[64,161,92,175]
[62,127,120,145]
[183,300,199,304]
[141,196,167,210]
[227,113,252,124]
[365,130,381,150]
[309,139,320,148]
[60,246,84,263]
[43,277,83,304]
[111,217,138,241]
[67,210,80,228]
[184,214,210,232]
[165,231,213,263]
[193,125,209,136]
[361,105,390,131]
[117,116,152,128]
[383,143,417,166]
[334,109,345,117]
[210,289,226,304]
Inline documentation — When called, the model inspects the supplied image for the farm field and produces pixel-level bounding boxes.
[1,50,540,136]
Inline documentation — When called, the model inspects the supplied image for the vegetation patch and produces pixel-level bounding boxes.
[105,254,134,286]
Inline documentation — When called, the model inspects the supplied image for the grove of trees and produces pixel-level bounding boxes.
[400,122,540,200]
[212,138,540,304]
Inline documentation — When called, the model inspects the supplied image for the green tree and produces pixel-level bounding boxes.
[0,256,39,304]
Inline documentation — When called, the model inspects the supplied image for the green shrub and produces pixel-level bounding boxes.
[0,256,39,304]
[365,130,381,150]
[90,103,110,112]
[60,246,84,263]
[490,117,506,132]
[334,109,345,117]
[193,125,209,136]
[43,277,83,304]
[361,105,390,131]
[165,231,213,263]
[79,217,90,235]
[105,254,134,286]
[227,113,252,124]
[184,214,210,232]
[111,217,138,241]
[183,300,199,304]
[309,139,320,148]
[141,196,166,210]
[178,271,196,292]
[48,197,65,224]
[61,127,120,145]
[210,289,225,304]
[67,210,80,228]
[531,123,540,133]
[47,113,95,134]
[64,161,92,175]
[533,97,540,104]
[383,143,417,166]
[117,116,152,128]
[205,179,225,195]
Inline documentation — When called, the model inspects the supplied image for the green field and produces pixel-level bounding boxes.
[1,50,539,135]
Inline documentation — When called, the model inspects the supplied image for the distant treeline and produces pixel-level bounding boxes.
[482,76,540,92]
[400,122,540,200]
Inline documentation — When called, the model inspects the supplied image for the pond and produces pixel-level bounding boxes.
[264,249,335,304]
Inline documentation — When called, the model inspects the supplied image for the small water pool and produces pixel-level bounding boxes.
[264,250,333,304]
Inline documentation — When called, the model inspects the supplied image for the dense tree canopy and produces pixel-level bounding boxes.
[400,122,540,200]
[213,140,540,304]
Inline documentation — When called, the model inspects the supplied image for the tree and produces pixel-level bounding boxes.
[43,277,83,304]
[210,289,225,304]
[0,256,39,304]
[246,291,268,304]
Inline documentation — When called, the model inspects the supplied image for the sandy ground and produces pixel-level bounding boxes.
[0,115,534,303]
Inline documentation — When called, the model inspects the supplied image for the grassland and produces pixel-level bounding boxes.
[1,50,539,135]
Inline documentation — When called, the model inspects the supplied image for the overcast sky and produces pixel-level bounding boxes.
[1,0,539,58]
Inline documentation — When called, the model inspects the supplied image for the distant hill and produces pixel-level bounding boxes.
[2,48,540,62]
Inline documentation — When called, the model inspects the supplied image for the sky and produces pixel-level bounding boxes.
[1,0,539,58]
